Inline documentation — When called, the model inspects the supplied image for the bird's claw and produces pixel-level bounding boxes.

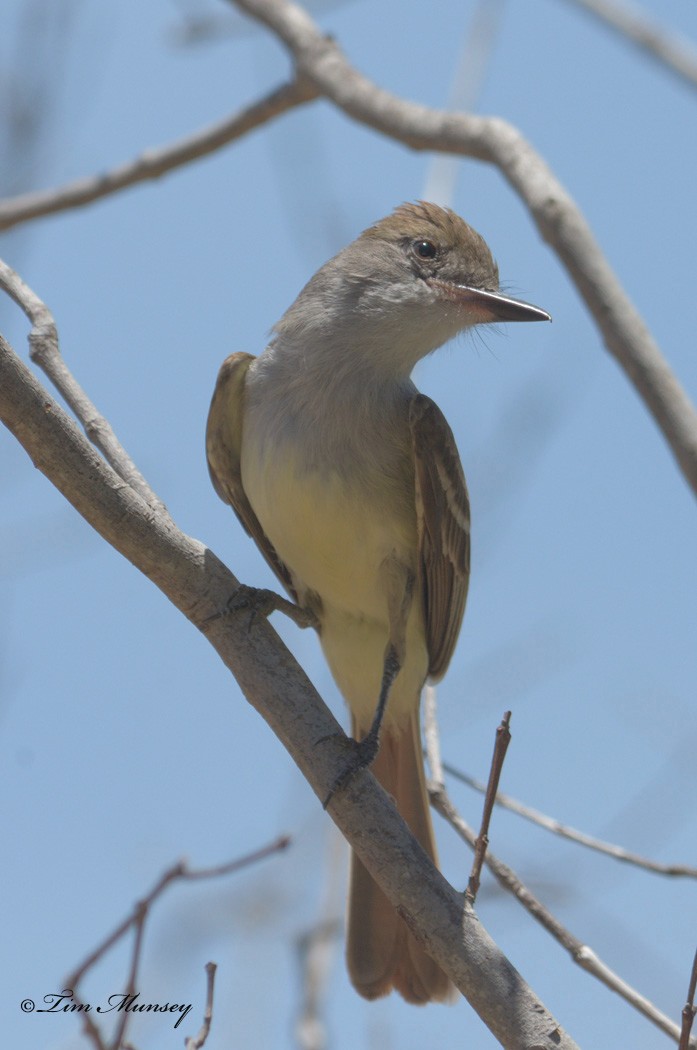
[321,729,380,809]
[204,584,318,632]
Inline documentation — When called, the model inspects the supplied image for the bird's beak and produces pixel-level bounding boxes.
[429,278,551,323]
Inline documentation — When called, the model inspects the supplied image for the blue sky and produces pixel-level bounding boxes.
[1,1,696,1048]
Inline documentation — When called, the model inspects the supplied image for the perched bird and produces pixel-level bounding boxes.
[206,201,549,1004]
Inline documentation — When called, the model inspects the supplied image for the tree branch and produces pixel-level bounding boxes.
[64,840,287,1050]
[0,258,170,517]
[430,785,694,1047]
[67,841,290,991]
[444,762,697,879]
[0,74,318,231]
[465,711,512,904]
[186,962,217,1050]
[228,0,697,502]
[679,947,697,1050]
[425,689,696,1047]
[560,0,697,92]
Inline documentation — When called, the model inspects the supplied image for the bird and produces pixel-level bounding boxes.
[206,201,550,1004]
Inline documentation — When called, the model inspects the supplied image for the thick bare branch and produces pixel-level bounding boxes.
[229,0,697,501]
[0,75,318,231]
[0,313,578,1049]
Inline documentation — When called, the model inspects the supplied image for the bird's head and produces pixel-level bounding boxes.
[274,201,550,377]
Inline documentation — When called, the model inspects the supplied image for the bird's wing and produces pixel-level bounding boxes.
[206,352,298,602]
[409,393,471,681]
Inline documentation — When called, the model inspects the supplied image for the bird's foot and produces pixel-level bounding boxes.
[321,727,380,809]
[205,584,318,632]
[320,646,400,807]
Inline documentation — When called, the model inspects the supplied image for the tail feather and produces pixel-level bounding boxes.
[346,711,453,1004]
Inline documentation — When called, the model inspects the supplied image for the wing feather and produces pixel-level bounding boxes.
[409,394,470,680]
[206,352,298,602]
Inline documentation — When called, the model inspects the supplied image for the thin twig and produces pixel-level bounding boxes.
[62,838,288,1050]
[0,257,171,517]
[0,75,318,231]
[560,0,697,91]
[444,761,697,879]
[186,962,217,1050]
[465,711,511,903]
[112,900,147,1050]
[66,837,290,989]
[294,827,344,1050]
[422,684,445,790]
[295,919,341,1050]
[424,701,694,1046]
[431,786,694,1046]
[423,0,505,206]
[679,947,697,1050]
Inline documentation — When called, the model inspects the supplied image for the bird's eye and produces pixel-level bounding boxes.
[413,239,437,259]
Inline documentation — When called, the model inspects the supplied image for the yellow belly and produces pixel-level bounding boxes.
[242,444,416,623]
[241,433,429,728]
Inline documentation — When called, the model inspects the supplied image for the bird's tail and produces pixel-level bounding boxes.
[345,708,454,1003]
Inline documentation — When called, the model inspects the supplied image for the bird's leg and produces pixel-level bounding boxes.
[323,559,414,806]
[345,643,402,770]
[205,583,319,632]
